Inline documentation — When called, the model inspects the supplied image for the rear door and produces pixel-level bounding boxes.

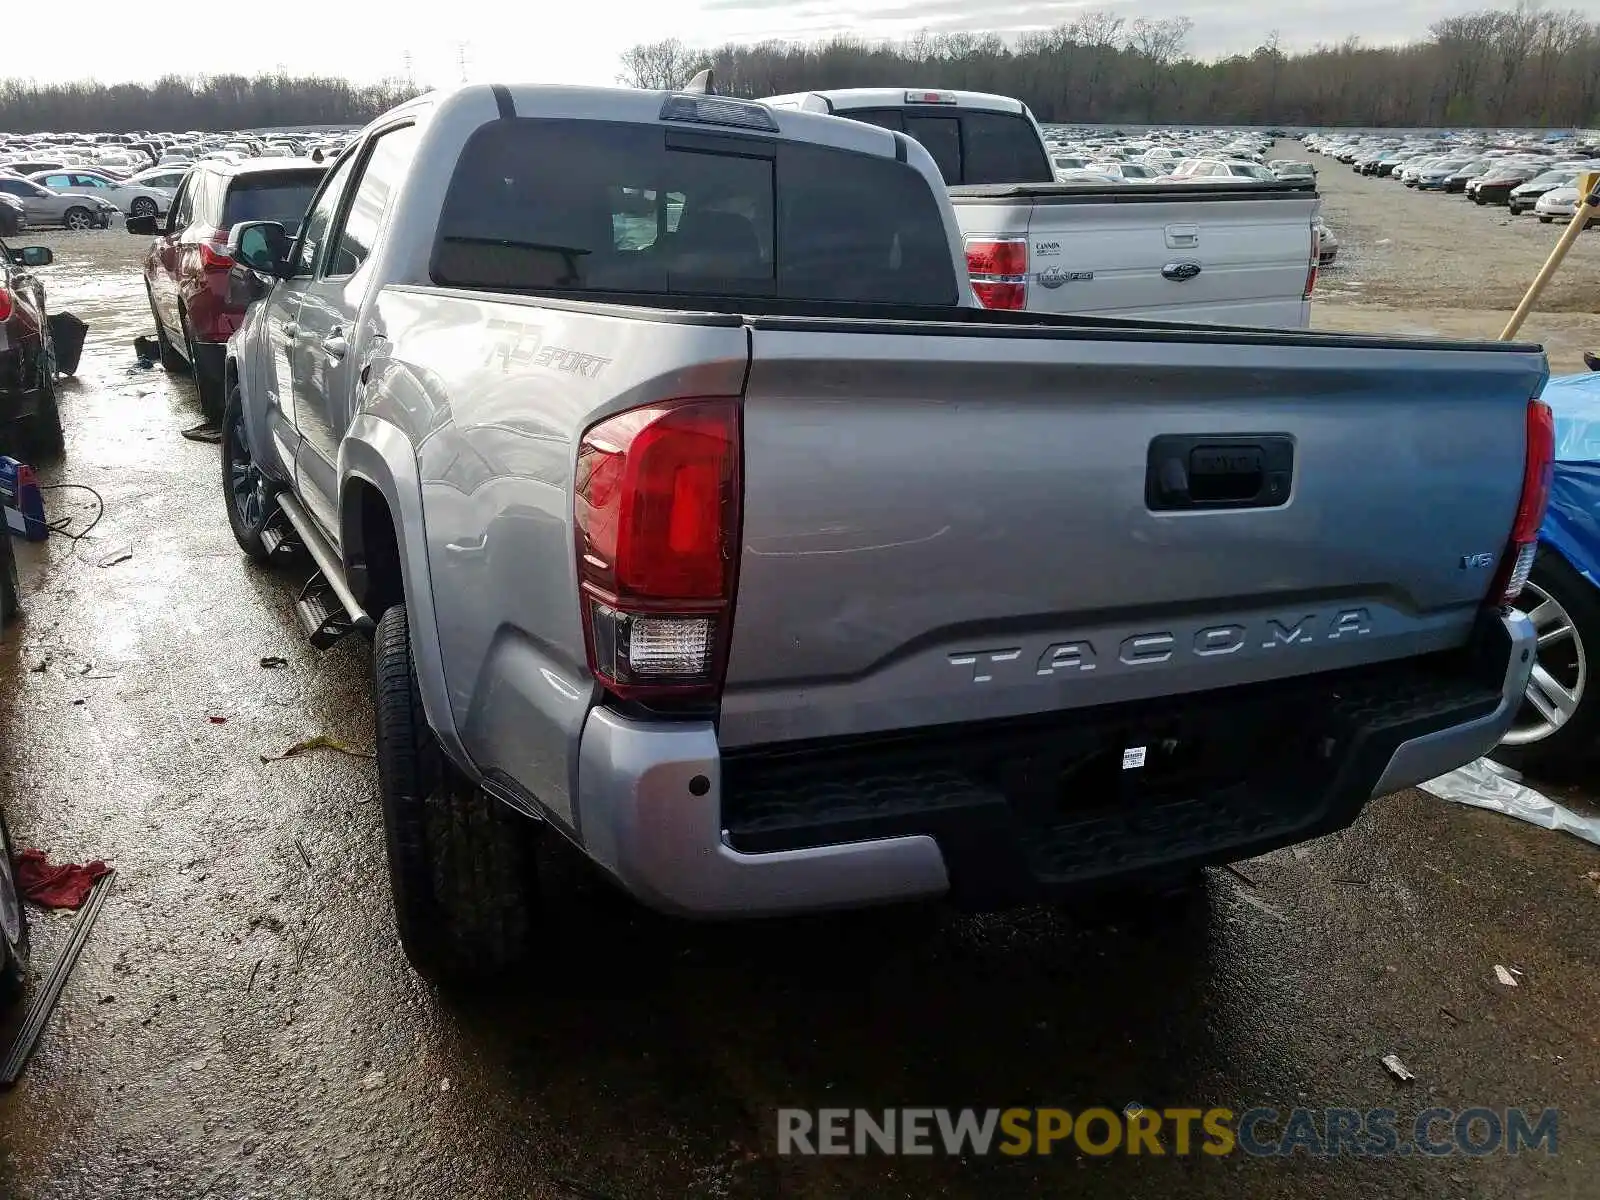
[265,153,361,520]
[718,324,1547,748]
[150,170,197,340]
[290,122,420,538]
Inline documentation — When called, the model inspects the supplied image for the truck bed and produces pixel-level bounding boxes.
[387,284,1545,758]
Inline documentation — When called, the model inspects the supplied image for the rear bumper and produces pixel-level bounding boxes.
[569,611,1532,917]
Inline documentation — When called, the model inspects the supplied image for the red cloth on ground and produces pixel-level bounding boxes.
[15,849,111,908]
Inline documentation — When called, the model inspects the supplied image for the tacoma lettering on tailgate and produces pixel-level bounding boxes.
[949,608,1372,683]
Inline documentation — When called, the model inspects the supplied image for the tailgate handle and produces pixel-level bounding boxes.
[1147,435,1294,511]
[1165,223,1199,248]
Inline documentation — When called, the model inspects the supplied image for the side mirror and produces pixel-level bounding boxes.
[125,213,159,236]
[228,221,289,277]
[9,246,52,267]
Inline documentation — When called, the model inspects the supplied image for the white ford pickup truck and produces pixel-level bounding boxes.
[764,88,1321,327]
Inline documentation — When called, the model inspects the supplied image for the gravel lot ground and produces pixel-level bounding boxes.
[1301,141,1600,372]
[0,196,1596,1200]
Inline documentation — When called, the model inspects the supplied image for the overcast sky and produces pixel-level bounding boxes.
[21,0,1595,89]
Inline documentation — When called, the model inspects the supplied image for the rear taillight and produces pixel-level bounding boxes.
[199,242,234,271]
[574,398,742,700]
[966,237,1028,311]
[1304,227,1319,299]
[1492,399,1555,604]
[0,288,12,322]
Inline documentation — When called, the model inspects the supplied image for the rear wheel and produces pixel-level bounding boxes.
[62,206,93,231]
[20,334,64,459]
[1493,550,1600,779]
[221,382,275,562]
[0,807,29,1006]
[146,284,188,374]
[130,197,157,219]
[181,314,223,422]
[373,604,542,984]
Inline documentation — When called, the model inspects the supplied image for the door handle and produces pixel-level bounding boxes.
[1164,223,1200,249]
[322,333,348,362]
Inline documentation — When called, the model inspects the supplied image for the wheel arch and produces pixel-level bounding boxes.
[339,415,472,771]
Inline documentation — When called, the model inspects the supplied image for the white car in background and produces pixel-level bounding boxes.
[1089,160,1160,181]
[27,170,171,218]
[1533,185,1593,226]
[126,166,190,194]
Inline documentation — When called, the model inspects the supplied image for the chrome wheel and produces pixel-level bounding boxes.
[0,832,21,956]
[1503,580,1588,746]
[227,407,265,531]
[63,208,92,231]
[131,197,157,218]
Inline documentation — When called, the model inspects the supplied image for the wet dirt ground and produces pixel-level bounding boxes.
[0,222,1597,1199]
[1300,141,1600,371]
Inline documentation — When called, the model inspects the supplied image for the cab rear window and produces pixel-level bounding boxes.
[831,107,1051,185]
[432,118,958,306]
[222,172,323,234]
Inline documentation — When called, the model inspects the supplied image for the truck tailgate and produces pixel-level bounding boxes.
[718,320,1547,749]
[952,185,1317,326]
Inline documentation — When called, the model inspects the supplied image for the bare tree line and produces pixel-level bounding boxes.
[0,75,419,133]
[619,3,1600,127]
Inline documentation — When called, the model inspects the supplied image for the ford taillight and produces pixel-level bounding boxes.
[574,399,742,700]
[1304,226,1319,299]
[1493,399,1555,604]
[0,287,12,322]
[966,237,1028,311]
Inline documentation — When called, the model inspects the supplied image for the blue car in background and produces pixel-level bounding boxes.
[1493,371,1600,777]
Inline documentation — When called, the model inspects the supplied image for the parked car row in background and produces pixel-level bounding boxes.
[1304,130,1599,228]
[0,126,352,233]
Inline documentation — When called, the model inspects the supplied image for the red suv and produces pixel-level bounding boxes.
[128,158,325,420]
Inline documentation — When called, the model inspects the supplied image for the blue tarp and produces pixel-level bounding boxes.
[1541,372,1600,587]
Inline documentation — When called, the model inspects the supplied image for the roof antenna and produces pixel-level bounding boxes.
[683,69,716,96]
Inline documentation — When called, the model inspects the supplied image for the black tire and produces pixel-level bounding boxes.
[19,334,64,459]
[373,604,541,984]
[1540,216,1553,224]
[182,314,223,422]
[62,206,93,232]
[130,197,157,219]
[221,382,275,561]
[0,807,29,1007]
[1492,550,1600,779]
[146,284,188,374]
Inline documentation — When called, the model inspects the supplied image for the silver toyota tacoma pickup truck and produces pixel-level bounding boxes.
[216,82,1550,983]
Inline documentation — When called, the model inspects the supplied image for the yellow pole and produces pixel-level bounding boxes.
[1501,170,1600,341]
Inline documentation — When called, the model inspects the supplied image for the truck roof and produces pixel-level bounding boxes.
[387,83,924,171]
[763,88,1027,116]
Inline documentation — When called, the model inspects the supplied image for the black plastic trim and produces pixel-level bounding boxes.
[720,643,1508,906]
[892,132,908,163]
[663,128,777,158]
[950,181,1318,204]
[491,85,515,120]
[385,283,1543,354]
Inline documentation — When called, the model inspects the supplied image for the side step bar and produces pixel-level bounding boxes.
[276,491,374,647]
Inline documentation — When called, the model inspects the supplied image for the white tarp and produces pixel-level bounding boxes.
[1422,757,1600,849]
